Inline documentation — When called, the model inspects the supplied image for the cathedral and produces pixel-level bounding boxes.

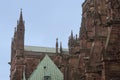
[9,0,120,80]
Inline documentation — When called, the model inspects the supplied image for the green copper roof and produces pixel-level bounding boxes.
[28,55,63,80]
[24,45,68,54]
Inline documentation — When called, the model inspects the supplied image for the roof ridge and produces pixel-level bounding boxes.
[25,45,68,49]
[25,45,55,49]
[24,45,68,53]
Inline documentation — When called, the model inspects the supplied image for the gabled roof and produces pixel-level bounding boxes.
[28,55,63,80]
[24,45,68,54]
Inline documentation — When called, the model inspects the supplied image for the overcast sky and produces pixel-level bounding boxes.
[0,0,84,80]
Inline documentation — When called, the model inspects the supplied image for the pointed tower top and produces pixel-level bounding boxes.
[56,38,58,47]
[19,9,23,22]
[71,30,73,35]
[17,9,25,28]
[56,38,58,53]
[60,42,62,54]
[14,27,17,37]
[71,30,73,39]
[56,38,58,41]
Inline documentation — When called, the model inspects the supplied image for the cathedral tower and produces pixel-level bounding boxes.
[10,9,25,80]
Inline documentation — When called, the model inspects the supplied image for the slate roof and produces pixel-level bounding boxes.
[28,55,63,80]
[24,45,68,54]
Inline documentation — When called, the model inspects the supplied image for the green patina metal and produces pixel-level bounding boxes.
[28,55,63,80]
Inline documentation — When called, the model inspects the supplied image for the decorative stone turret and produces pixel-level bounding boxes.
[10,9,25,80]
[56,38,58,53]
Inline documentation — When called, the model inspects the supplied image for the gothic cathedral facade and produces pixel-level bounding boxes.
[10,0,120,80]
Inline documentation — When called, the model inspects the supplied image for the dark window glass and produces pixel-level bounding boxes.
[44,76,51,80]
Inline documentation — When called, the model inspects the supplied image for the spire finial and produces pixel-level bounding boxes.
[21,8,22,12]
[56,38,58,42]
[71,30,73,39]
[60,42,62,54]
[71,30,73,35]
[17,8,25,27]
[19,9,23,23]
[20,8,23,15]
[56,38,58,53]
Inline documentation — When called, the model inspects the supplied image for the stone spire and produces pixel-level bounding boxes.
[19,9,24,25]
[71,30,74,39]
[60,42,62,54]
[16,9,25,50]
[56,38,58,53]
